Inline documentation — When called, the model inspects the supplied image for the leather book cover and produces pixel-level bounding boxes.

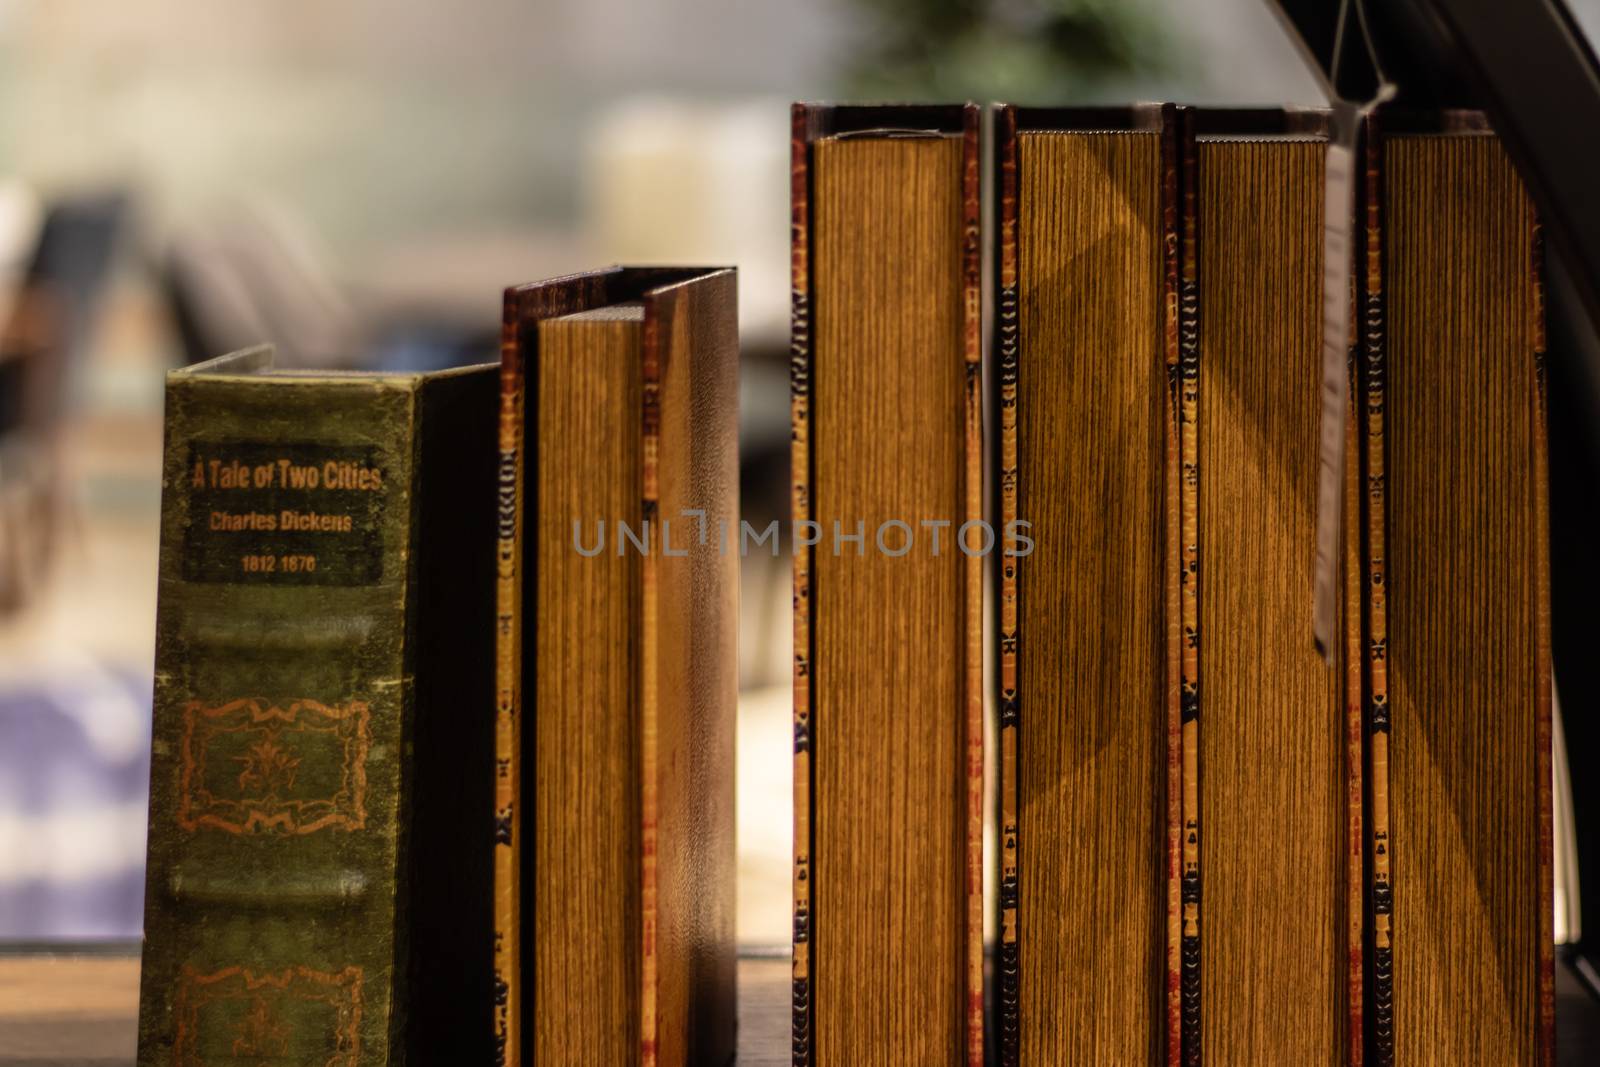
[493,266,738,1067]
[136,347,497,1066]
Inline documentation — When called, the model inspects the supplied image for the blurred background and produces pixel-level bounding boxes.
[0,0,1590,957]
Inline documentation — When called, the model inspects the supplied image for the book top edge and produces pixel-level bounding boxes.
[796,103,976,139]
[170,346,494,387]
[546,301,645,324]
[503,265,733,302]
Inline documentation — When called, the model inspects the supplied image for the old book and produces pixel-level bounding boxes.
[995,105,1364,1066]
[137,346,497,1065]
[991,103,1176,1067]
[493,267,739,1067]
[790,103,983,1067]
[1188,108,1359,1065]
[1363,112,1553,1065]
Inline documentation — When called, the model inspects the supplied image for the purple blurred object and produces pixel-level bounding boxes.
[0,662,150,941]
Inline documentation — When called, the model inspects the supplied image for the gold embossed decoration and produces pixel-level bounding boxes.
[177,699,370,834]
[172,964,363,1067]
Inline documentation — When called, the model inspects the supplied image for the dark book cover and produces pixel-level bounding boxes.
[137,347,497,1066]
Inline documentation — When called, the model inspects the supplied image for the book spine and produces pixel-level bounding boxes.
[1361,118,1394,1067]
[960,103,985,1067]
[1344,192,1366,1067]
[408,368,498,1065]
[138,375,417,1067]
[1177,106,1202,1067]
[993,104,1021,1067]
[1532,213,1555,1067]
[1160,102,1184,1067]
[790,102,815,1067]
[640,297,664,1067]
[643,271,740,1067]
[494,294,523,1067]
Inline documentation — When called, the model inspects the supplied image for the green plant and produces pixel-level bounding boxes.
[841,0,1172,102]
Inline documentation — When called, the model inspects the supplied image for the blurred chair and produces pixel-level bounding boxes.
[0,192,126,615]
[163,199,501,374]
[162,200,364,370]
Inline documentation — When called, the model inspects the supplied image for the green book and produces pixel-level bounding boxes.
[136,346,497,1066]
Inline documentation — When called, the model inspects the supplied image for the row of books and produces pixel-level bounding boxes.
[135,102,1551,1066]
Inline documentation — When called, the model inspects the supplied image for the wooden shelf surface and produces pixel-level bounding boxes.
[2,950,1596,1064]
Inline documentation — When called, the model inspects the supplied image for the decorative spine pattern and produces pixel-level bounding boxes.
[994,104,1021,1067]
[639,299,662,1067]
[1345,165,1366,1067]
[959,104,986,1067]
[1177,106,1202,1067]
[1159,102,1184,1067]
[789,102,814,1067]
[493,291,523,1067]
[1362,117,1393,1067]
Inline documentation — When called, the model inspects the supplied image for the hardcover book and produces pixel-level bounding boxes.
[992,103,1175,1067]
[993,105,1366,1066]
[1362,112,1554,1066]
[136,346,497,1065]
[1189,107,1361,1066]
[790,102,984,1067]
[492,266,739,1067]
